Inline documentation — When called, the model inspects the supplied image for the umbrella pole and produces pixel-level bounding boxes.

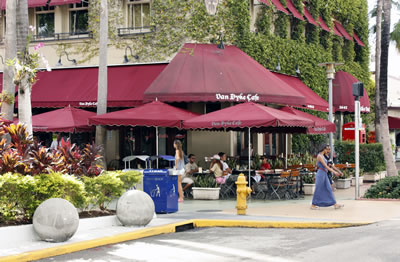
[285,134,288,169]
[156,127,159,169]
[248,127,251,191]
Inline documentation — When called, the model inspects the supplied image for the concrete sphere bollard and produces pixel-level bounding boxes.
[33,198,79,242]
[117,190,155,226]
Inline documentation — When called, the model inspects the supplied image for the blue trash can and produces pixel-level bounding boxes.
[143,169,178,214]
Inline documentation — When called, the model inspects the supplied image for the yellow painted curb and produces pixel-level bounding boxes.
[0,219,370,262]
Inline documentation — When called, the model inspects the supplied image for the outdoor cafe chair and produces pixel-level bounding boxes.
[269,171,292,200]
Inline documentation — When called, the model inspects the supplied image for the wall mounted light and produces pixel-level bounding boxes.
[296,64,301,75]
[56,51,77,66]
[275,56,281,71]
[0,55,4,65]
[123,46,139,64]
[204,0,219,15]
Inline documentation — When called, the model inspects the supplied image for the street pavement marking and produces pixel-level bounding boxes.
[0,219,370,262]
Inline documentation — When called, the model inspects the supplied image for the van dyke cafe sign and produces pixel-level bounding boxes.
[212,120,242,127]
[216,93,260,102]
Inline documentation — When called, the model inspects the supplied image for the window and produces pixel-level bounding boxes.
[69,2,89,34]
[127,0,150,28]
[36,6,55,37]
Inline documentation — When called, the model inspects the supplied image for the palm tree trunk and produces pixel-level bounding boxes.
[96,0,108,168]
[379,0,398,176]
[16,0,32,137]
[375,0,383,142]
[0,0,17,122]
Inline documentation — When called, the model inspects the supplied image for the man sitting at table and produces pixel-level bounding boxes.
[183,154,198,192]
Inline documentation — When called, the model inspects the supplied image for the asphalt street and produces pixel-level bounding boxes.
[39,219,400,262]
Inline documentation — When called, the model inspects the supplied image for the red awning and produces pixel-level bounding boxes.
[144,43,306,106]
[50,0,81,6]
[25,64,166,108]
[286,0,304,21]
[280,106,336,134]
[332,71,370,113]
[389,116,400,129]
[183,102,314,132]
[304,7,317,26]
[318,17,330,32]
[269,0,289,14]
[332,24,343,37]
[30,106,95,133]
[89,100,199,128]
[353,32,365,47]
[1,0,48,9]
[334,21,352,41]
[272,72,328,112]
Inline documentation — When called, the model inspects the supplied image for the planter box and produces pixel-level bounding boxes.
[303,184,315,195]
[363,171,386,182]
[192,187,220,200]
[351,176,364,186]
[336,178,351,189]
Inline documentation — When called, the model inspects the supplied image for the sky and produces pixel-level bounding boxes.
[368,0,400,77]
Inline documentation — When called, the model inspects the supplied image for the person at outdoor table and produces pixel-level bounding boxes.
[311,144,344,210]
[50,133,62,151]
[218,152,232,178]
[260,156,271,170]
[210,154,226,184]
[183,154,198,192]
[173,140,185,203]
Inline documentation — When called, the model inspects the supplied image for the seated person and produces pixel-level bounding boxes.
[260,155,271,170]
[183,154,198,191]
[210,154,226,184]
[218,152,232,178]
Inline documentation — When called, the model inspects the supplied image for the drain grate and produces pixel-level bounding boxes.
[175,223,194,232]
[196,209,223,212]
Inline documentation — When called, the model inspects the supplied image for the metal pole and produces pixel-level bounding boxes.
[156,126,159,169]
[248,127,251,190]
[355,99,360,199]
[328,77,334,160]
[285,133,288,169]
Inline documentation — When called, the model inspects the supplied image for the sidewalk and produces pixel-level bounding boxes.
[1,183,400,261]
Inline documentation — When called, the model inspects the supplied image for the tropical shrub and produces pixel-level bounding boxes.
[193,174,218,188]
[364,176,400,199]
[335,141,385,173]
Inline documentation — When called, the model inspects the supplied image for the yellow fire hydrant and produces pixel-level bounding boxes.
[235,173,252,215]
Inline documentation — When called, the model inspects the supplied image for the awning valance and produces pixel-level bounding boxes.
[144,43,306,106]
[286,0,304,21]
[50,0,81,6]
[21,63,167,108]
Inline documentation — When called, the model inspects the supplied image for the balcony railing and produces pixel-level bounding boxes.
[117,26,155,36]
[31,31,94,42]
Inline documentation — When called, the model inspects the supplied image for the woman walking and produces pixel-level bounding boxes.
[311,144,344,210]
[173,140,185,203]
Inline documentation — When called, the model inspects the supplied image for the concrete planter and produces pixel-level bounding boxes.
[351,176,364,186]
[303,184,315,195]
[364,171,386,182]
[336,178,351,189]
[192,187,220,200]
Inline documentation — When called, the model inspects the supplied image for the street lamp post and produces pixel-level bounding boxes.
[318,62,343,160]
[353,82,364,199]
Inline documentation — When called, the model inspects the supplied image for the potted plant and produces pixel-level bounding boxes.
[192,174,220,200]
[336,169,352,189]
[350,169,364,186]
[302,172,315,195]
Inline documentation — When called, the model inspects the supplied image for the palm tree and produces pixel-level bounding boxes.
[375,0,383,142]
[0,0,17,122]
[379,0,398,176]
[16,0,33,136]
[95,0,108,167]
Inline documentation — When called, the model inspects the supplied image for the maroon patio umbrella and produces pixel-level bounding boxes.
[89,100,199,167]
[31,106,96,133]
[333,71,370,113]
[280,106,336,134]
[183,102,315,187]
[89,100,198,128]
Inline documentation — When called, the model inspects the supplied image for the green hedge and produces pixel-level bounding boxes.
[0,170,142,223]
[364,176,400,199]
[335,141,386,173]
